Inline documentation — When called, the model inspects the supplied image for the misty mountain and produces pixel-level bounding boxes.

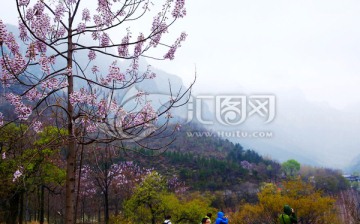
[345,154,360,173]
[193,87,360,169]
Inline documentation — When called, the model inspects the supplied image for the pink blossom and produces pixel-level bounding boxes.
[100,77,108,85]
[18,0,30,7]
[168,175,188,194]
[93,15,103,29]
[41,78,60,90]
[91,65,99,74]
[88,50,96,60]
[123,103,157,128]
[0,112,3,127]
[25,44,36,60]
[6,93,32,120]
[164,32,187,60]
[147,72,156,79]
[25,8,35,20]
[49,55,56,65]
[91,31,100,40]
[82,119,97,133]
[69,88,96,106]
[0,56,13,85]
[17,105,32,120]
[7,53,27,75]
[117,34,130,57]
[18,20,28,41]
[131,58,139,71]
[5,33,20,55]
[38,54,50,74]
[25,88,44,101]
[55,26,66,38]
[13,168,23,182]
[15,53,26,66]
[54,4,66,23]
[82,8,91,22]
[30,7,51,41]
[150,16,167,47]
[131,33,145,70]
[97,0,114,26]
[134,33,145,57]
[97,0,110,12]
[100,33,110,47]
[96,99,107,118]
[241,160,253,170]
[33,121,43,133]
[172,0,186,18]
[2,152,5,160]
[0,20,7,43]
[77,22,86,33]
[35,40,47,53]
[33,0,45,15]
[104,61,125,84]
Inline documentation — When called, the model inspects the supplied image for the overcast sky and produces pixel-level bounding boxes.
[2,0,360,109]
[1,0,360,168]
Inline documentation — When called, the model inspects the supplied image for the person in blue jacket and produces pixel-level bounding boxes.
[215,211,228,224]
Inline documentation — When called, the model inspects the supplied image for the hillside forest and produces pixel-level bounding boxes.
[1,122,359,223]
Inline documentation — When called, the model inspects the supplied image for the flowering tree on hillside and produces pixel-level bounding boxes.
[0,0,191,223]
[79,146,152,223]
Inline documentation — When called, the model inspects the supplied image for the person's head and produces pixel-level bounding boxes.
[165,215,171,220]
[206,213,212,219]
[217,211,225,218]
[201,218,211,224]
[283,205,292,215]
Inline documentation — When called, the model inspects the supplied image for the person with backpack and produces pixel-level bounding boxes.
[215,211,228,224]
[279,205,298,224]
[164,215,172,224]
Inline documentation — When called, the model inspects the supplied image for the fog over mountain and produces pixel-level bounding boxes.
[137,65,360,169]
[191,86,360,170]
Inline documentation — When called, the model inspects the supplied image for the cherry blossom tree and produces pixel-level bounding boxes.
[78,146,151,223]
[0,0,191,223]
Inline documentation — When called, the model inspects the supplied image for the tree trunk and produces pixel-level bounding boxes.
[25,193,29,224]
[65,17,76,224]
[104,189,109,224]
[19,192,23,224]
[81,200,85,224]
[98,207,101,223]
[37,187,40,222]
[6,193,19,224]
[75,145,85,223]
[47,188,50,224]
[65,142,76,224]
[40,185,44,224]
